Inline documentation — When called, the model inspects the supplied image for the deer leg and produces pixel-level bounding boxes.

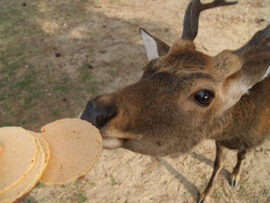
[229,149,247,188]
[198,141,224,203]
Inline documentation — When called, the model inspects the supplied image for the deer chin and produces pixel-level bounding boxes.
[102,137,124,149]
[99,129,121,149]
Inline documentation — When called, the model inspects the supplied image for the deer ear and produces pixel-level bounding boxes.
[215,25,270,110]
[230,24,270,91]
[140,28,170,61]
[234,25,270,82]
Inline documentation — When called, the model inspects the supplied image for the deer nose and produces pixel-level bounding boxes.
[80,96,118,129]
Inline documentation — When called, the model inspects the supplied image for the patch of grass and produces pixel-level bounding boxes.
[73,179,82,189]
[75,193,88,203]
[18,120,27,126]
[23,94,39,110]
[76,64,100,95]
[35,182,44,188]
[248,195,258,203]
[262,189,269,196]
[87,47,95,57]
[87,85,99,95]
[99,50,107,54]
[60,184,67,188]
[51,109,61,116]
[15,74,36,90]
[0,120,27,127]
[3,67,43,112]
[51,76,72,93]
[211,189,223,200]
[110,176,117,185]
[198,184,206,191]
[238,185,247,196]
[109,0,118,3]
[0,122,13,127]
[21,196,37,203]
[238,178,249,196]
[78,64,92,71]
[0,94,6,102]
[80,72,92,82]
[0,57,20,77]
[23,101,34,110]
[77,64,93,83]
[0,2,44,61]
[107,69,118,76]
[88,182,96,189]
[39,197,50,203]
[183,192,190,199]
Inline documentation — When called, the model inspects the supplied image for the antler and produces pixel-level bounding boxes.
[181,0,238,41]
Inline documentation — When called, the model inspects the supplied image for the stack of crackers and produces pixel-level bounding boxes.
[0,118,102,203]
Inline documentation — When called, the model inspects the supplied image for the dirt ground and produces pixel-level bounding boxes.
[1,0,270,202]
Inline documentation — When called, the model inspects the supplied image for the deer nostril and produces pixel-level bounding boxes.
[95,113,115,129]
[80,97,117,129]
[96,115,106,127]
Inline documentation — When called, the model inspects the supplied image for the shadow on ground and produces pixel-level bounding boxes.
[0,0,175,131]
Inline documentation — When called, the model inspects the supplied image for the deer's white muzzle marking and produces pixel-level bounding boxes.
[103,137,123,149]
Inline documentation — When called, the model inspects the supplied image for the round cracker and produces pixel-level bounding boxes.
[31,132,51,169]
[0,127,37,194]
[0,137,46,203]
[39,118,103,184]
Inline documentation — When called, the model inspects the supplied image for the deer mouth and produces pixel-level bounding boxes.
[78,109,124,149]
[99,127,124,149]
[99,127,137,149]
[102,136,124,149]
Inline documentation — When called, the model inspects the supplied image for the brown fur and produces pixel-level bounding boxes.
[81,1,270,202]
[99,41,269,156]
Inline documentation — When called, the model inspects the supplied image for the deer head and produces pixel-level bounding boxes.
[81,0,270,156]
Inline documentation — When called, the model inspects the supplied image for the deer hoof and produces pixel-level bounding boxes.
[229,177,239,188]
[198,193,208,203]
[198,198,206,203]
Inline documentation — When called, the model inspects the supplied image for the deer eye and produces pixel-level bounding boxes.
[194,90,214,106]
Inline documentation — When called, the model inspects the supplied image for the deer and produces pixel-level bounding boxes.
[80,0,270,202]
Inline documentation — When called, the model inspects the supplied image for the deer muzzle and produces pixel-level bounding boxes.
[80,94,133,149]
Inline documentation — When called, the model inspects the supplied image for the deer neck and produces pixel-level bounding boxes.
[210,77,270,142]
